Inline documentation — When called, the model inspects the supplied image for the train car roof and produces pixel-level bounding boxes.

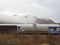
[48,26,60,28]
[0,24,17,26]
[37,24,60,26]
[0,24,59,26]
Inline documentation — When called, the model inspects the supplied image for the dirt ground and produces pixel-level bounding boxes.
[0,34,60,45]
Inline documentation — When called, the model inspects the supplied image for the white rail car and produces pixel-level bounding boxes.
[18,24,60,34]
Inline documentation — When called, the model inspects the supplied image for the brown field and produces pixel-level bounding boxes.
[0,33,60,45]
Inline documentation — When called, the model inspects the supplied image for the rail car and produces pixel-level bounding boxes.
[0,24,60,34]
[48,26,60,34]
[0,24,17,33]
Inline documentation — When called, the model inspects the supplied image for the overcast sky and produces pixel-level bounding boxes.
[0,0,60,23]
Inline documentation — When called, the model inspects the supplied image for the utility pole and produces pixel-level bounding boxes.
[33,23,37,34]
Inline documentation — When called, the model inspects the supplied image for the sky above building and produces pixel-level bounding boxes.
[0,0,60,23]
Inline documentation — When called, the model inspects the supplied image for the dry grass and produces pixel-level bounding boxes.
[0,33,60,45]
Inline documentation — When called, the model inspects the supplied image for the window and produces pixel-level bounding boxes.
[50,28,54,31]
[49,27,57,32]
[56,28,60,31]
[57,28,60,30]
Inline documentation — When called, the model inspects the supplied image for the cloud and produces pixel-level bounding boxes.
[0,0,60,22]
[32,0,60,22]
